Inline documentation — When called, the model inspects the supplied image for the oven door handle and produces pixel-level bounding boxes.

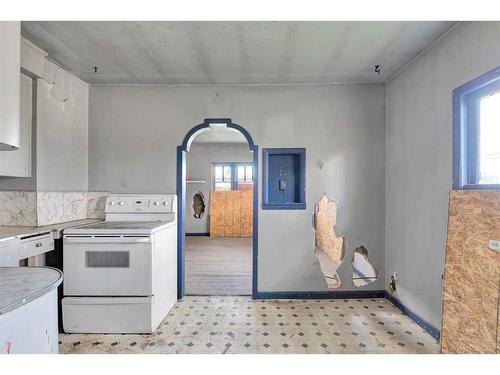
[63,236,152,244]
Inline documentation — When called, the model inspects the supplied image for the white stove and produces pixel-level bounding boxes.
[64,220,175,235]
[62,194,177,334]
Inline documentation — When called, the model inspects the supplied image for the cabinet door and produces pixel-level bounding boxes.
[0,73,32,177]
[0,238,20,267]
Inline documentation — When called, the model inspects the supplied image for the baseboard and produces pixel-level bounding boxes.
[185,232,210,236]
[385,292,440,342]
[254,290,386,300]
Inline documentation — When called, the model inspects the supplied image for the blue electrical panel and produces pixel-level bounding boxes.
[262,148,306,210]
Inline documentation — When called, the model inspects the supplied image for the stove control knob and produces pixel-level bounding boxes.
[154,201,160,206]
[119,201,124,206]
[109,201,115,205]
[163,201,168,205]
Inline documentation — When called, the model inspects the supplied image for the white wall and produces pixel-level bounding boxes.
[186,143,252,233]
[89,83,386,292]
[36,62,89,191]
[386,21,500,329]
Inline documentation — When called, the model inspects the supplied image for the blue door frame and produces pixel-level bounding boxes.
[176,118,259,299]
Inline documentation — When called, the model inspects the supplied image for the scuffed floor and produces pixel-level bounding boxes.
[59,297,439,354]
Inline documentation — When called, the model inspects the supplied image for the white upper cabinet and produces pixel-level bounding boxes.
[21,37,47,78]
[0,74,32,177]
[0,22,21,150]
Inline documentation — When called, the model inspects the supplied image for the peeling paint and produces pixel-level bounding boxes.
[352,246,378,287]
[313,194,345,289]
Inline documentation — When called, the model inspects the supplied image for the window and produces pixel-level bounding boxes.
[237,165,253,190]
[453,66,500,189]
[478,93,500,184]
[214,164,232,191]
[213,163,253,191]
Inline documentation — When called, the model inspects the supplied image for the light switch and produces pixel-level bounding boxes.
[489,240,500,252]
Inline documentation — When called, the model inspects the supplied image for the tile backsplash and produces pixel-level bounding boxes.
[0,191,37,226]
[86,192,109,219]
[0,191,109,226]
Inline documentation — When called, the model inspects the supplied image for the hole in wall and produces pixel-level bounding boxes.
[351,246,378,287]
[192,191,206,219]
[313,194,345,289]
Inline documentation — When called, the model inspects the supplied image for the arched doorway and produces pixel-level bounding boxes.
[177,118,258,299]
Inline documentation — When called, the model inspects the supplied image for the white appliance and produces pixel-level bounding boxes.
[62,194,177,334]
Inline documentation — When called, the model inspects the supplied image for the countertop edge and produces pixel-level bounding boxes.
[0,218,103,242]
[0,266,63,315]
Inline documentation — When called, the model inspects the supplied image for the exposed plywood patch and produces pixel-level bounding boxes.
[352,246,378,287]
[313,195,345,289]
[440,190,500,354]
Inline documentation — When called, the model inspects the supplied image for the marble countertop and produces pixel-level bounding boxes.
[0,267,63,315]
[0,218,103,242]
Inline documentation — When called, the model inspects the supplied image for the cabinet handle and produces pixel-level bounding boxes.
[35,242,42,247]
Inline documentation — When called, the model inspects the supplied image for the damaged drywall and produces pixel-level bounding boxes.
[313,194,345,289]
[192,191,205,219]
[351,246,378,287]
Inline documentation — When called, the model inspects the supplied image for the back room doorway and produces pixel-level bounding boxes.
[177,119,258,298]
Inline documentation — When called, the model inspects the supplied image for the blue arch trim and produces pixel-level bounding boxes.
[179,118,256,152]
[177,119,259,299]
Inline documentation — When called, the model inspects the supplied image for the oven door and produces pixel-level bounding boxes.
[63,235,153,296]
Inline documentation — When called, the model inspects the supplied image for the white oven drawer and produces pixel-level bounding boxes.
[20,233,54,260]
[63,236,153,296]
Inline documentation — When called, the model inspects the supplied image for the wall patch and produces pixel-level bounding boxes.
[313,194,345,289]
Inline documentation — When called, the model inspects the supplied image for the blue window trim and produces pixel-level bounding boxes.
[213,162,253,190]
[262,148,306,210]
[453,66,500,190]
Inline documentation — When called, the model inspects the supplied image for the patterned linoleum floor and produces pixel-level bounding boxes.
[59,297,439,354]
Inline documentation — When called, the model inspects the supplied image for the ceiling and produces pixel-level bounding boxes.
[21,21,456,84]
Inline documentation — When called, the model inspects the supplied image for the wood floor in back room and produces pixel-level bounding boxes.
[185,236,252,296]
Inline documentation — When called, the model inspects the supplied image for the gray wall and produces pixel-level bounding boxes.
[89,83,386,292]
[186,142,252,234]
[386,22,500,329]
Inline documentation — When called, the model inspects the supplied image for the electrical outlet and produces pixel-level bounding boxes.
[489,240,500,252]
[389,272,398,293]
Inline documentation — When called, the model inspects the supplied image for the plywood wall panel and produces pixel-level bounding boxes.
[440,190,500,354]
[497,299,500,353]
[240,190,253,237]
[210,190,253,237]
[232,191,242,237]
[209,191,226,237]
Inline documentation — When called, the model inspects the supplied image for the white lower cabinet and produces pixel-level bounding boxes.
[0,238,19,267]
[0,287,59,354]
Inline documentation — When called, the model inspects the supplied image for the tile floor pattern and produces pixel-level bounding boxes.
[59,297,439,354]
